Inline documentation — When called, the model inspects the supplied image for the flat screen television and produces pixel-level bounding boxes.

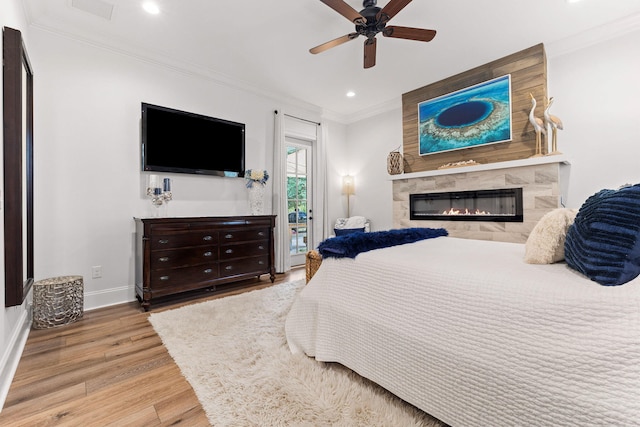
[141,103,245,177]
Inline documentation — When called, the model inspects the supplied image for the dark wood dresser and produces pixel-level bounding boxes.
[134,215,276,310]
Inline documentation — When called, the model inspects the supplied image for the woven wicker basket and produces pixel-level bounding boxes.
[32,275,84,329]
[387,151,404,175]
[305,250,323,283]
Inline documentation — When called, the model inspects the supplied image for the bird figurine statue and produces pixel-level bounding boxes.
[544,97,564,155]
[528,93,546,157]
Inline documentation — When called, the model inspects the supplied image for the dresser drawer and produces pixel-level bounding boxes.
[150,231,218,250]
[220,256,269,277]
[219,228,269,243]
[151,247,218,269]
[150,264,220,290]
[220,241,269,260]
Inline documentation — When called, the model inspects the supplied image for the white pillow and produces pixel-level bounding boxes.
[524,208,578,264]
[335,216,367,229]
[344,216,367,229]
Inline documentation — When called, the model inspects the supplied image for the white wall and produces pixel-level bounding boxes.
[320,120,350,230]
[344,108,402,231]
[547,30,640,206]
[29,28,320,311]
[0,0,33,411]
[342,29,640,233]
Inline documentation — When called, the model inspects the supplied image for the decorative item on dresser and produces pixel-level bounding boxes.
[245,169,269,215]
[146,174,172,216]
[134,215,276,310]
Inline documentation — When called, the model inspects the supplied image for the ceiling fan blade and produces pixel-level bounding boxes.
[382,26,436,42]
[377,0,413,23]
[320,0,366,24]
[310,33,359,54]
[364,38,377,69]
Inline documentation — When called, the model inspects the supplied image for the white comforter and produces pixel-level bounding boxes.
[285,237,640,426]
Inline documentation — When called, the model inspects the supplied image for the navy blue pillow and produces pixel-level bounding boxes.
[334,227,365,236]
[564,184,640,286]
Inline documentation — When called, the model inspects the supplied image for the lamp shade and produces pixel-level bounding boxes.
[342,175,355,195]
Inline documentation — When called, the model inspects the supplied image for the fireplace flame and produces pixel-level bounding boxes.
[442,208,491,215]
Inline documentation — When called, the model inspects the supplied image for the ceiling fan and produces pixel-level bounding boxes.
[310,0,437,69]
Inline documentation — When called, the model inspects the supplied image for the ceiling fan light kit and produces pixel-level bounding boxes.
[311,0,436,68]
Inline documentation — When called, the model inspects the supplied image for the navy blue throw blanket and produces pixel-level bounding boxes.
[318,227,448,259]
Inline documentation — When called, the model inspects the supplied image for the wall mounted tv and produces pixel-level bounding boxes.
[141,103,245,177]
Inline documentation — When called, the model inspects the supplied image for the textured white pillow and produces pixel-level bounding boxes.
[524,208,578,264]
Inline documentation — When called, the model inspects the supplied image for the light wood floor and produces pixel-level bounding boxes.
[0,268,304,426]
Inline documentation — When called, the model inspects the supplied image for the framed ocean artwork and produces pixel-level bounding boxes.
[418,74,512,156]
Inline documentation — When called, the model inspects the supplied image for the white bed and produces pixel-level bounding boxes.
[285,237,640,426]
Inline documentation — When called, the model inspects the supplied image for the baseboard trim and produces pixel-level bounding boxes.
[84,285,135,311]
[0,307,31,413]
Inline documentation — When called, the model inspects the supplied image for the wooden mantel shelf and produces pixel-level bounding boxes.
[389,155,570,181]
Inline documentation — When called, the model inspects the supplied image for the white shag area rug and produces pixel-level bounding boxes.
[148,280,445,426]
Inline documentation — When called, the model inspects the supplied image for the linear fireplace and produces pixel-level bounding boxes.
[410,188,523,222]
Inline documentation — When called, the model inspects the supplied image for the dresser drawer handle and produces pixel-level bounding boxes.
[203,251,213,257]
[225,249,233,254]
[160,275,169,281]
[203,268,213,274]
[258,232,265,236]
[158,239,169,244]
[158,257,169,262]
[225,234,233,239]
[225,265,233,270]
[258,245,265,250]
[258,260,265,265]
[203,235,213,241]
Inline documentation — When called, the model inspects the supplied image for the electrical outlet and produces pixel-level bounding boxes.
[91,265,102,279]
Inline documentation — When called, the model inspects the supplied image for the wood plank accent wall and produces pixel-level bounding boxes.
[402,44,547,173]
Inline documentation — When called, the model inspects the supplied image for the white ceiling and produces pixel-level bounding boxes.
[22,0,640,122]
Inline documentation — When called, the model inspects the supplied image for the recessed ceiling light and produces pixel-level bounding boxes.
[142,1,160,14]
[566,0,582,3]
[346,91,356,98]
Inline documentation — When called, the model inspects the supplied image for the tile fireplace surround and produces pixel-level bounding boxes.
[391,156,570,243]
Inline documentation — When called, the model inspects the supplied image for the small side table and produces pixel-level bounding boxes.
[32,275,84,329]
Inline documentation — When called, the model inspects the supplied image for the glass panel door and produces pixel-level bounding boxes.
[286,139,312,266]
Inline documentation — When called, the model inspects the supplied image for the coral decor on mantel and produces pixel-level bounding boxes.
[437,159,479,169]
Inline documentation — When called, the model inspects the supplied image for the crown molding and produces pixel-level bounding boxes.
[322,97,401,125]
[28,23,322,116]
[546,12,640,58]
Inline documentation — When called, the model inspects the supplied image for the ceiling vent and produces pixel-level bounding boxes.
[71,0,115,20]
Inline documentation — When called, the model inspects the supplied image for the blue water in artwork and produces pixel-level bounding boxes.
[418,75,512,156]
[436,101,492,127]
